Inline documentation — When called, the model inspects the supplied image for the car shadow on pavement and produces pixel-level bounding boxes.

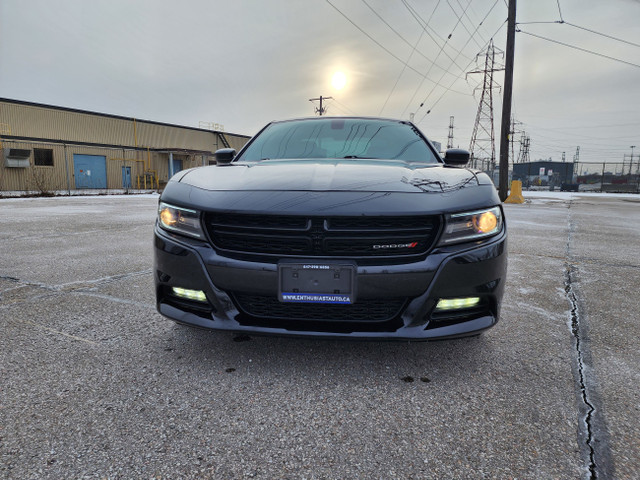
[164,323,495,387]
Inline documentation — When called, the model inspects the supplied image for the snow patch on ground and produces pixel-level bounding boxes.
[521,191,639,201]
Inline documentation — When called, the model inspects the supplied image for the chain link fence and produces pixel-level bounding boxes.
[470,159,640,194]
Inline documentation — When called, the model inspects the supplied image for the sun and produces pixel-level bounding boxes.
[331,71,347,90]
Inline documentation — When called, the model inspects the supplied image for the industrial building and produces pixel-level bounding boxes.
[512,161,576,188]
[0,98,250,194]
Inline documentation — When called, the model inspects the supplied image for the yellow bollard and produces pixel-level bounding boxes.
[504,180,525,204]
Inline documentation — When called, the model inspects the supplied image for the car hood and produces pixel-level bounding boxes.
[176,160,487,194]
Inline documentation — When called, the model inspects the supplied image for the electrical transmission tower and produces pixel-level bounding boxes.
[467,39,504,171]
[509,117,523,168]
[623,146,635,175]
[447,116,455,149]
[517,133,530,164]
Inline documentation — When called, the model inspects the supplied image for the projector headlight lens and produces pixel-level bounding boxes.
[439,206,503,245]
[158,202,204,239]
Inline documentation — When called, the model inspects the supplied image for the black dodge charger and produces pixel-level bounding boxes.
[154,117,507,340]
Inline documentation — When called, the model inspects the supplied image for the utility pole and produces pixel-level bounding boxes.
[309,96,333,116]
[630,146,636,175]
[498,0,517,201]
[447,116,455,149]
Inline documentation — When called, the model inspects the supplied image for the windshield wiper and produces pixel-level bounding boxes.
[342,155,375,159]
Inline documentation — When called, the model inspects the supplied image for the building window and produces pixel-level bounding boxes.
[34,148,54,166]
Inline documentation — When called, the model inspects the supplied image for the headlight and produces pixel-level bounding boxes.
[157,202,204,239]
[438,206,503,245]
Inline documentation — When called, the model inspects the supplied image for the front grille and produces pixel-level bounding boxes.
[232,293,407,322]
[204,213,440,261]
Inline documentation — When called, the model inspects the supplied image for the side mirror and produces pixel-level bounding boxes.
[443,148,470,167]
[214,148,236,165]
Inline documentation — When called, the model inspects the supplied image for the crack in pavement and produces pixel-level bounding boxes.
[1,271,156,345]
[565,264,597,478]
[0,270,154,308]
[1,270,151,292]
[564,200,613,479]
[510,252,640,271]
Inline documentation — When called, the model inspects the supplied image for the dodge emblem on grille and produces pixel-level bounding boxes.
[372,242,419,250]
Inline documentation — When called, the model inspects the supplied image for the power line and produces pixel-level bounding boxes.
[456,0,494,44]
[515,21,640,49]
[516,0,640,51]
[379,0,445,116]
[556,0,564,22]
[446,0,486,49]
[516,21,561,25]
[361,0,467,76]
[415,15,506,123]
[328,102,352,116]
[409,0,503,120]
[401,0,473,61]
[398,0,478,117]
[362,0,450,115]
[537,121,640,130]
[520,122,640,139]
[378,28,426,116]
[325,0,471,93]
[331,98,359,115]
[517,29,640,69]
[562,21,640,49]
[520,123,638,141]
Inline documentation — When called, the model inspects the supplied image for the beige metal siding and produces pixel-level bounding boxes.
[0,99,250,193]
[219,132,251,152]
[135,121,216,151]
[0,141,69,192]
[0,100,249,152]
[1,103,135,147]
[0,140,150,192]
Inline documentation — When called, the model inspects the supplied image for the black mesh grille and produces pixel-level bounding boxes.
[327,216,434,231]
[232,293,406,322]
[204,213,440,260]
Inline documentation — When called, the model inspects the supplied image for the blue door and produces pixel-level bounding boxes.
[74,154,107,189]
[122,166,132,188]
[171,158,183,176]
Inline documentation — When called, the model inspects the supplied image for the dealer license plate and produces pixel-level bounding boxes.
[278,262,356,304]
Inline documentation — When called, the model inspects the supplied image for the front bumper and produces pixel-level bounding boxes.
[153,225,507,340]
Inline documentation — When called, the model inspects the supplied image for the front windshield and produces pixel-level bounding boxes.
[237,118,440,164]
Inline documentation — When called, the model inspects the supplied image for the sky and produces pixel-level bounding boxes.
[1,0,639,168]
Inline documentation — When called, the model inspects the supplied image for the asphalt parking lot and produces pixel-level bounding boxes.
[1,192,638,479]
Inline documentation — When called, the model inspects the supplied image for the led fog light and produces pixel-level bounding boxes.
[435,297,481,311]
[172,287,207,303]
